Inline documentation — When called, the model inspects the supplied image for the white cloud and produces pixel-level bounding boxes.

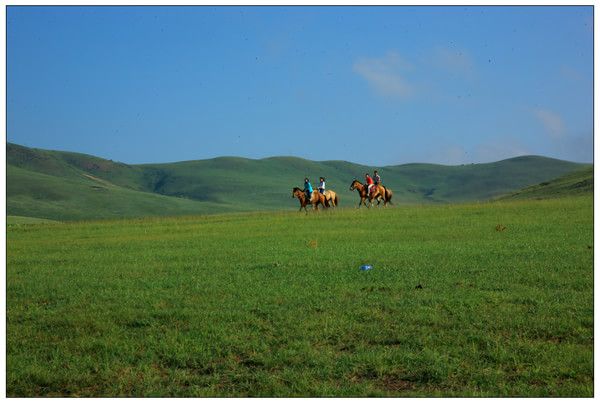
[431,46,475,78]
[353,51,413,98]
[531,108,592,162]
[533,108,566,139]
[560,65,586,82]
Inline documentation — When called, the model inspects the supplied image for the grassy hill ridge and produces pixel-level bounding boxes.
[7,142,590,221]
[499,166,593,200]
[7,164,239,221]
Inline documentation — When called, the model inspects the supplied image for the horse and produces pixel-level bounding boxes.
[349,179,393,208]
[292,187,329,212]
[323,189,339,207]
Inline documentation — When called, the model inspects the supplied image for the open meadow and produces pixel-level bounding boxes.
[6,195,593,397]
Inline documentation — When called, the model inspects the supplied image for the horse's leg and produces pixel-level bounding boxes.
[302,199,309,212]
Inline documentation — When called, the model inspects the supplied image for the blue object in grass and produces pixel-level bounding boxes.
[360,265,373,271]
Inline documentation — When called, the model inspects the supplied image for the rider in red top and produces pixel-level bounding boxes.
[365,173,374,195]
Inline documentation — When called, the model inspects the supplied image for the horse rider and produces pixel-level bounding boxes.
[365,173,374,196]
[318,177,326,194]
[373,170,381,186]
[304,178,313,201]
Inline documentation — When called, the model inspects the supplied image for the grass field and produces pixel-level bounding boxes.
[6,195,593,397]
[7,215,60,225]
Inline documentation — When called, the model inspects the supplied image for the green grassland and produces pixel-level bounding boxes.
[8,142,589,221]
[7,216,60,225]
[7,195,593,397]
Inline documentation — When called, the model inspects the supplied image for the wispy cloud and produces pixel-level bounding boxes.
[473,138,530,163]
[556,132,593,163]
[430,138,529,165]
[432,145,469,165]
[431,46,475,78]
[560,65,587,82]
[353,51,413,98]
[533,108,566,139]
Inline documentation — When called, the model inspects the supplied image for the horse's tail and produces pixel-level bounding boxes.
[334,194,339,207]
[386,188,393,205]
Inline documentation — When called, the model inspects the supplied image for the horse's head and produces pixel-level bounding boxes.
[292,187,302,198]
[349,179,360,191]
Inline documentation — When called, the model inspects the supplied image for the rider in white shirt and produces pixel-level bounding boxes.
[318,177,326,194]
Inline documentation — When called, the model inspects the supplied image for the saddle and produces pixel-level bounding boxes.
[370,184,384,195]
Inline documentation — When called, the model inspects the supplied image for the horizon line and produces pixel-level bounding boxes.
[6,141,592,168]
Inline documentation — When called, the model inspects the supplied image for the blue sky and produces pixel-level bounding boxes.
[7,6,593,165]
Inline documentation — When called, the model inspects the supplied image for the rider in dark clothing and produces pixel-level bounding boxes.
[303,178,313,201]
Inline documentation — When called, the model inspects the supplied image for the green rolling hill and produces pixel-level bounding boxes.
[499,166,593,200]
[7,142,591,221]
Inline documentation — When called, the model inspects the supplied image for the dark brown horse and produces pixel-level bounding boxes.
[349,179,393,208]
[292,187,329,212]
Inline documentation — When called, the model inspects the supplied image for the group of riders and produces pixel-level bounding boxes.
[303,170,382,201]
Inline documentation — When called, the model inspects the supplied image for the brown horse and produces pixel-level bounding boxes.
[349,179,393,208]
[292,187,329,212]
[323,189,339,207]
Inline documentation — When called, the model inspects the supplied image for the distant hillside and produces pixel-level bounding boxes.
[7,142,590,221]
[499,166,593,200]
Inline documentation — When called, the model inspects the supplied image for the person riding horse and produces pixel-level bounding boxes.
[303,178,313,202]
[373,170,381,186]
[318,177,326,194]
[365,173,374,196]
